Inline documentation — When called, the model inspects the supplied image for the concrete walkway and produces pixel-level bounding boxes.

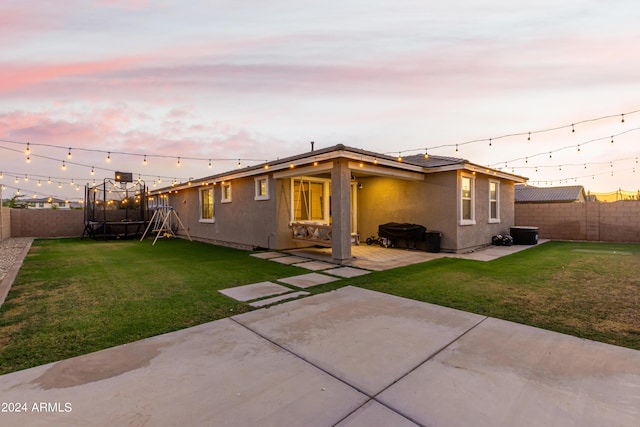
[1,286,638,426]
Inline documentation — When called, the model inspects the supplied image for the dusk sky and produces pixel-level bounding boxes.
[1,0,639,200]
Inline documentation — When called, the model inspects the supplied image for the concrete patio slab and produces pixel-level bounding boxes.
[249,291,310,307]
[233,286,485,396]
[218,281,291,302]
[324,266,371,278]
[249,251,286,259]
[378,316,640,427]
[335,400,419,427]
[293,260,337,271]
[277,272,341,289]
[0,319,368,427]
[270,255,310,265]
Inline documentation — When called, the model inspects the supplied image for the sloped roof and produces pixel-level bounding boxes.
[402,153,466,168]
[515,185,586,203]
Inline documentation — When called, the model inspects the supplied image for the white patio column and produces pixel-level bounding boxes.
[331,158,352,261]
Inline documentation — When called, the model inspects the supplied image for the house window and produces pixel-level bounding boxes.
[460,174,475,225]
[199,188,214,222]
[489,180,500,223]
[221,182,232,203]
[291,177,329,223]
[254,176,269,200]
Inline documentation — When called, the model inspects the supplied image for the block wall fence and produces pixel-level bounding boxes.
[515,201,640,242]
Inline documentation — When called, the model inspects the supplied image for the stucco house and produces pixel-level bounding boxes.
[26,197,70,209]
[149,144,527,261]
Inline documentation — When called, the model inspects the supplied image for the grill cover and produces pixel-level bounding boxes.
[378,222,426,242]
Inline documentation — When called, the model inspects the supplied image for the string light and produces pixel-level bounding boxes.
[143,155,147,165]
[611,136,614,143]
[177,157,181,167]
[527,132,531,142]
[90,166,95,175]
[61,160,66,170]
[106,152,111,162]
[489,138,492,147]
[423,150,429,159]
[25,142,30,155]
[26,155,31,163]
[67,148,72,159]
[208,159,212,168]
[237,159,241,168]
[571,124,575,133]
[621,114,625,123]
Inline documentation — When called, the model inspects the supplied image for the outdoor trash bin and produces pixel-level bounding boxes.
[425,231,442,253]
[510,226,539,245]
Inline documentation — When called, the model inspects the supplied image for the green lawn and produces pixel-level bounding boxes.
[1,238,639,376]
[0,238,318,375]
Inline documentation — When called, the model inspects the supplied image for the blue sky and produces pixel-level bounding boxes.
[1,0,639,199]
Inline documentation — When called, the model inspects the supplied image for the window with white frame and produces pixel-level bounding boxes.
[221,182,232,203]
[460,174,476,225]
[291,177,330,223]
[199,187,214,222]
[254,176,269,200]
[489,180,500,223]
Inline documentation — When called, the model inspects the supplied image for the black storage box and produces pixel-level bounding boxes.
[510,226,539,245]
[425,231,442,253]
[378,222,426,248]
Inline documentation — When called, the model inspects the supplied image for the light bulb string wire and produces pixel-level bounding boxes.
[392,109,639,157]
[0,138,268,164]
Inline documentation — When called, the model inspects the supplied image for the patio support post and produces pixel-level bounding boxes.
[331,158,352,261]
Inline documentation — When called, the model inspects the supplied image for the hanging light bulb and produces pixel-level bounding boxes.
[237,159,241,168]
[455,144,459,152]
[571,124,575,133]
[525,157,528,164]
[62,160,66,170]
[397,153,402,161]
[26,155,31,163]
[37,180,41,186]
[527,132,531,142]
[423,149,429,159]
[47,177,51,184]
[25,142,30,155]
[621,113,625,123]
[208,159,212,168]
[264,163,269,170]
[14,176,19,183]
[610,136,614,144]
[143,155,147,165]
[58,182,62,188]
[489,138,492,147]
[577,145,581,152]
[549,152,552,159]
[106,152,111,162]
[24,174,28,182]
[177,157,181,167]
[67,148,72,159]
[90,166,95,175]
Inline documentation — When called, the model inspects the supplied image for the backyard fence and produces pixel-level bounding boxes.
[515,200,640,242]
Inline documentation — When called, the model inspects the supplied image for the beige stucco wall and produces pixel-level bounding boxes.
[166,174,279,249]
[357,171,515,252]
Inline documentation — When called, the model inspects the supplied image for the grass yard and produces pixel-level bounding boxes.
[0,238,321,375]
[345,241,640,350]
[1,238,639,376]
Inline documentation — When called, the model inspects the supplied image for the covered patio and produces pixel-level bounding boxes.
[287,240,549,271]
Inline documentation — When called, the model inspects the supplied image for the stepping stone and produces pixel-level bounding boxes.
[250,251,286,259]
[249,291,310,307]
[278,273,340,289]
[293,261,337,271]
[271,256,310,265]
[219,282,291,302]
[324,267,371,278]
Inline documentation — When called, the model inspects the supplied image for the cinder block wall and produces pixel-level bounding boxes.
[515,201,640,242]
[9,209,85,238]
[1,207,11,239]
